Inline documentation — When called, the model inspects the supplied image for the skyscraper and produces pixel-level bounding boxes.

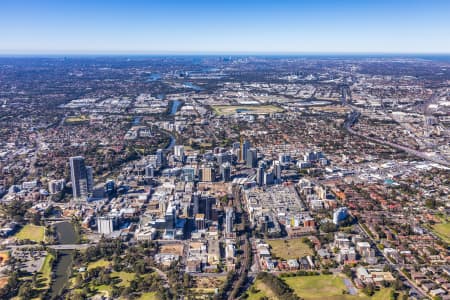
[246,148,257,168]
[220,162,231,182]
[273,160,282,181]
[240,139,250,162]
[70,156,91,200]
[156,149,165,167]
[256,163,264,186]
[225,207,234,234]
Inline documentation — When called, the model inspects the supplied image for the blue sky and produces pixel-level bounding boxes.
[0,0,449,54]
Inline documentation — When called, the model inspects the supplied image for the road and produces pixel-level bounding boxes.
[342,88,450,167]
[6,243,93,250]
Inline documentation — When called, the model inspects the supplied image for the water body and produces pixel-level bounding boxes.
[165,135,176,151]
[169,100,182,115]
[49,222,78,299]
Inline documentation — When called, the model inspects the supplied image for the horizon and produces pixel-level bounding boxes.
[1,0,450,54]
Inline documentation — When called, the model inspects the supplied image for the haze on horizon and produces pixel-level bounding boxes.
[1,0,450,55]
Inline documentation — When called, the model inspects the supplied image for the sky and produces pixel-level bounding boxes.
[0,0,450,54]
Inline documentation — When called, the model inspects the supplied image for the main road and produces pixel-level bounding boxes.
[341,87,450,168]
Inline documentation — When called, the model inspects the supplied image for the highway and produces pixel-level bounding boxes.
[341,88,450,168]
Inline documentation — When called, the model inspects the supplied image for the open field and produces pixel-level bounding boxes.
[268,238,313,260]
[247,279,278,300]
[111,271,135,286]
[87,258,111,270]
[432,216,450,243]
[212,105,283,116]
[138,292,158,300]
[36,253,54,291]
[14,224,45,242]
[283,275,394,300]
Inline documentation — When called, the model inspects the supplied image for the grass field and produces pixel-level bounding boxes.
[111,271,135,286]
[138,292,158,300]
[268,238,313,259]
[87,258,111,270]
[212,105,283,116]
[432,217,450,243]
[14,224,45,242]
[283,275,394,300]
[36,253,54,291]
[247,279,278,300]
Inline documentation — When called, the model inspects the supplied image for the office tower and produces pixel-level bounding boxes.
[97,216,116,235]
[165,203,175,229]
[145,164,155,178]
[273,160,282,181]
[240,139,250,162]
[256,163,264,186]
[225,207,234,234]
[192,192,200,215]
[156,149,165,167]
[70,156,89,200]
[200,166,215,182]
[182,166,195,182]
[86,166,94,193]
[48,179,65,194]
[246,148,257,168]
[264,171,274,185]
[174,145,184,158]
[220,162,231,182]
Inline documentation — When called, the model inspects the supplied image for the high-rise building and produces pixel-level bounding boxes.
[70,156,90,200]
[86,166,94,193]
[156,149,165,167]
[200,166,215,182]
[97,216,117,235]
[246,148,257,168]
[225,207,234,234]
[48,179,65,194]
[174,145,184,159]
[264,171,274,185]
[145,164,155,178]
[273,160,282,181]
[192,192,200,216]
[256,164,264,186]
[220,162,231,182]
[240,139,250,162]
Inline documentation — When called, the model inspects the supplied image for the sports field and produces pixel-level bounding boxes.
[212,105,283,116]
[268,238,313,260]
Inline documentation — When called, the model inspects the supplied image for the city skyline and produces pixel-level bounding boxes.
[1,0,450,54]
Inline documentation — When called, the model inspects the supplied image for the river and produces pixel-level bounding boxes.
[49,222,78,299]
